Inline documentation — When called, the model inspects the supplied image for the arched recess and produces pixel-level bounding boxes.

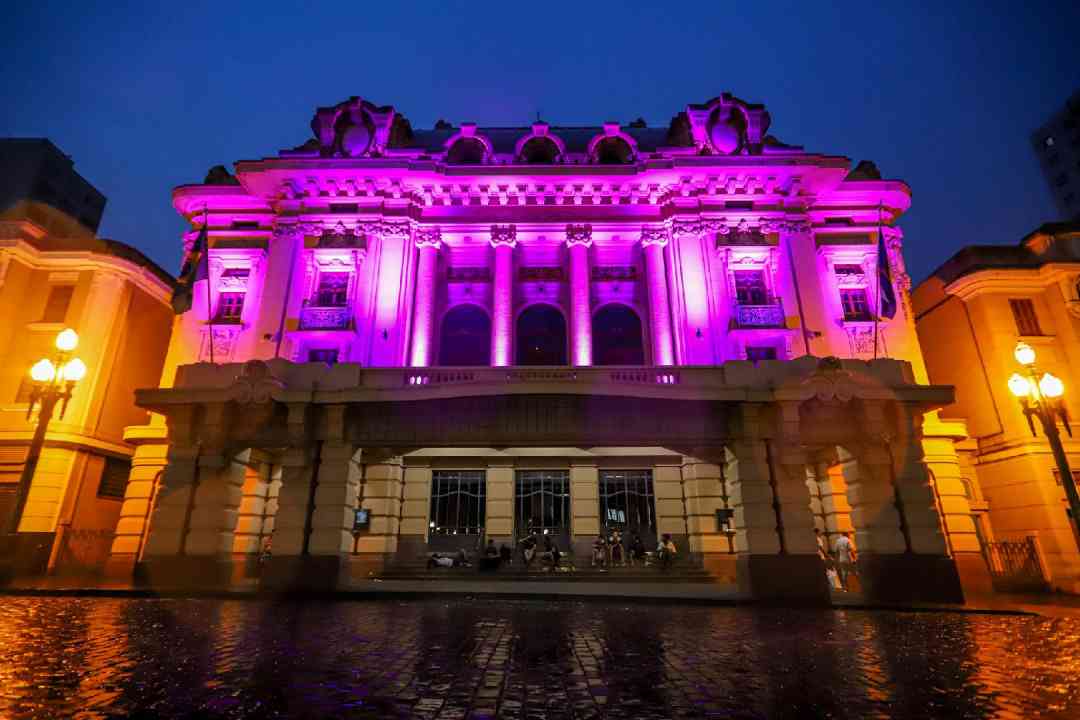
[515,304,567,366]
[591,303,645,365]
[517,136,562,164]
[446,137,489,164]
[592,136,635,164]
[438,304,492,366]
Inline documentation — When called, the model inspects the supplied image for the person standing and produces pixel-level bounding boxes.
[833,531,856,591]
[658,533,677,571]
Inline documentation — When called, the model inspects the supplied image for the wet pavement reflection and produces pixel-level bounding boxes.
[0,596,1078,719]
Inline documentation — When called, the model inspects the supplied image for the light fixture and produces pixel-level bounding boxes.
[55,328,79,352]
[1014,341,1036,366]
[61,358,87,382]
[30,358,56,383]
[1039,372,1065,399]
[1008,373,1031,398]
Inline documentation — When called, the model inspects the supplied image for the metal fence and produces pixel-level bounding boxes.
[983,537,1050,594]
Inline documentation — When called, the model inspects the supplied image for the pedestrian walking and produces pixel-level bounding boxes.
[833,531,856,590]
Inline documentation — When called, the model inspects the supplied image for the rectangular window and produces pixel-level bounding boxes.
[41,285,74,323]
[315,272,349,307]
[840,288,872,321]
[97,457,131,499]
[429,470,486,536]
[515,470,570,535]
[746,346,777,362]
[598,469,657,545]
[1009,299,1043,336]
[733,270,768,305]
[308,348,339,365]
[215,292,245,322]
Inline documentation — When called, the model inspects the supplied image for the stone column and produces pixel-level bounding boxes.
[231,452,271,558]
[486,464,515,545]
[105,424,169,579]
[354,454,403,565]
[641,227,675,366]
[569,463,599,561]
[727,404,829,602]
[135,443,199,563]
[566,225,593,366]
[490,225,517,367]
[921,418,993,595]
[399,464,432,557]
[654,460,688,547]
[266,446,314,559]
[678,457,726,577]
[409,228,441,367]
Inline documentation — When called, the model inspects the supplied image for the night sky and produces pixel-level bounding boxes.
[4,1,1078,281]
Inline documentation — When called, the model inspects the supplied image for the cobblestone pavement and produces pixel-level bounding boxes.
[0,597,1078,719]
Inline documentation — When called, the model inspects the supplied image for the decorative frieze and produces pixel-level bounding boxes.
[447,267,491,283]
[519,267,563,282]
[591,266,637,282]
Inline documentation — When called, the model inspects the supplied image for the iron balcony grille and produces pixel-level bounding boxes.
[733,303,785,328]
[299,306,353,330]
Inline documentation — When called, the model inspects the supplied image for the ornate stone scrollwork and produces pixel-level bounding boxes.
[640,226,670,247]
[227,360,286,404]
[318,221,368,250]
[490,224,518,248]
[565,224,593,247]
[378,222,411,240]
[414,226,442,249]
[671,220,702,240]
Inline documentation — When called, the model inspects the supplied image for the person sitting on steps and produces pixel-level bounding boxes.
[657,533,677,571]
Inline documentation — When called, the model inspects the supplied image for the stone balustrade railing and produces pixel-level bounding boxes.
[299,306,353,330]
[169,357,923,398]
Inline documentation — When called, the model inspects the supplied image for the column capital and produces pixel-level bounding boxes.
[414,226,441,250]
[565,224,593,248]
[489,224,517,248]
[640,226,669,248]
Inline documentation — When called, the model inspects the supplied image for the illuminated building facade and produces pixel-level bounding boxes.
[914,221,1080,592]
[0,201,174,574]
[109,94,981,602]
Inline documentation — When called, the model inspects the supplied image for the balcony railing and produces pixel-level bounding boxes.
[733,303,785,328]
[299,306,352,330]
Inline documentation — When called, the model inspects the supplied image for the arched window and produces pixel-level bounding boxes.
[446,138,487,164]
[592,304,645,365]
[593,136,634,164]
[516,304,567,366]
[438,305,491,366]
[519,136,560,164]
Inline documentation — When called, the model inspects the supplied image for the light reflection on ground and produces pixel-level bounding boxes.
[0,597,1077,719]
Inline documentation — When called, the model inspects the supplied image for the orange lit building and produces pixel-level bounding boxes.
[0,200,174,576]
[914,221,1080,593]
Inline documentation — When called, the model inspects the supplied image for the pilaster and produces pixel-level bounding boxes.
[490,225,516,366]
[566,225,592,366]
[409,229,440,367]
[641,228,675,366]
[485,464,515,542]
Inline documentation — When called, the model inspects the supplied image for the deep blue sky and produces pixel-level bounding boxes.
[4,1,1078,281]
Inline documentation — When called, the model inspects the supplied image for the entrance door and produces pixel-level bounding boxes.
[599,469,658,547]
[514,470,571,549]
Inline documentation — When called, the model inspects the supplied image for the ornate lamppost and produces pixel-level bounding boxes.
[2,328,87,536]
[1007,341,1080,548]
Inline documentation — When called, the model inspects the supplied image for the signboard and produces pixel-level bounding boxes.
[353,508,370,532]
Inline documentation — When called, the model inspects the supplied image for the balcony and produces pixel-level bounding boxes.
[299,306,353,331]
[733,303,785,328]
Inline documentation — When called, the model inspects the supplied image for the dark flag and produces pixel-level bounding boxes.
[877,227,897,320]
[171,224,209,314]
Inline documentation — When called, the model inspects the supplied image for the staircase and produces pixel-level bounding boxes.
[372,559,718,584]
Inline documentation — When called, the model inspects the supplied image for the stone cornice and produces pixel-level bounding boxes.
[944,264,1078,300]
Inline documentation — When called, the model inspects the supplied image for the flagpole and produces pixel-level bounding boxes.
[204,206,215,364]
[873,203,881,360]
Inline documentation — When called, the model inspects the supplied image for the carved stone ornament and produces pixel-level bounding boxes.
[565,224,593,247]
[490,224,518,248]
[640,226,669,247]
[377,222,411,240]
[227,360,286,404]
[201,325,242,363]
[843,324,883,357]
[671,221,702,240]
[414,226,442,249]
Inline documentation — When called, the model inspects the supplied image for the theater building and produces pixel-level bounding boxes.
[108,94,982,602]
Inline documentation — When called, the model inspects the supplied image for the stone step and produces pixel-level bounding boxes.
[373,568,717,583]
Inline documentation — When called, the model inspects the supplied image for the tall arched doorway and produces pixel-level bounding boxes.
[515,304,567,365]
[592,304,645,365]
[438,304,491,366]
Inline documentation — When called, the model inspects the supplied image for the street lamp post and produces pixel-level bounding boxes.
[2,328,87,537]
[1008,341,1080,550]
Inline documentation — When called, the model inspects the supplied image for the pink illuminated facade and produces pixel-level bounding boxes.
[109,94,987,602]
